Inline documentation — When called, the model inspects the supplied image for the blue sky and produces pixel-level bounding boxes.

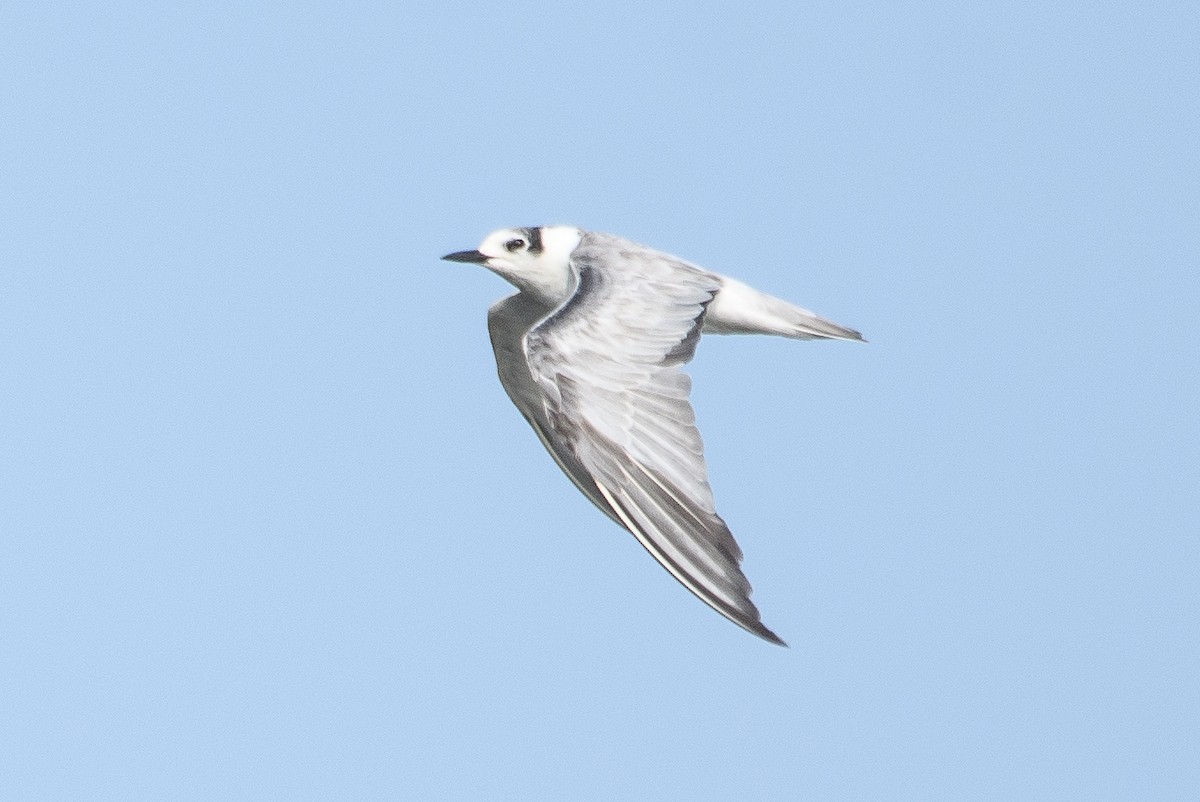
[2,1,1197,798]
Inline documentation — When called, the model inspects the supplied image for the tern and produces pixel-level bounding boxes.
[444,226,862,645]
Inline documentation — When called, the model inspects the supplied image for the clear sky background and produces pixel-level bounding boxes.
[3,2,1197,799]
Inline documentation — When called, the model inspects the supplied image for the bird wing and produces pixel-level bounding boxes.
[519,232,784,645]
[488,292,627,529]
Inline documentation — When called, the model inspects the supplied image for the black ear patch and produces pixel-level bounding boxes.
[523,226,544,254]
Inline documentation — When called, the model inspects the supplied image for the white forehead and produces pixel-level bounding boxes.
[478,227,525,251]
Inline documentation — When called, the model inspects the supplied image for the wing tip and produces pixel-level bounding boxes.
[747,620,789,647]
[827,325,866,343]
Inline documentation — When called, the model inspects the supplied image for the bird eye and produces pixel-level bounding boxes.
[504,238,526,252]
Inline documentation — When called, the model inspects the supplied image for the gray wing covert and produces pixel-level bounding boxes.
[488,293,625,529]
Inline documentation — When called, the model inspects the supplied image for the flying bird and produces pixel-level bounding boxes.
[444,226,862,645]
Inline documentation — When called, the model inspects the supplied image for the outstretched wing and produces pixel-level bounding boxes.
[521,233,784,645]
[488,292,627,530]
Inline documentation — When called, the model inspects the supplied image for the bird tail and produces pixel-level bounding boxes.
[704,277,865,342]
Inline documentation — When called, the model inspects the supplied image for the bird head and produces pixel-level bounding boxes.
[443,225,583,304]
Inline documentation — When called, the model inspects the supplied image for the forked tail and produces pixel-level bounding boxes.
[703,277,864,341]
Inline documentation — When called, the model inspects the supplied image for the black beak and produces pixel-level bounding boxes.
[442,250,490,264]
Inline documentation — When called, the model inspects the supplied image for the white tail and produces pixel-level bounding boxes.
[703,277,864,341]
